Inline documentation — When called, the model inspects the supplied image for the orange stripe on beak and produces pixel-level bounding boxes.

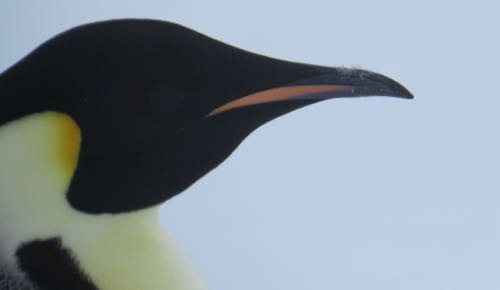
[207,85,354,117]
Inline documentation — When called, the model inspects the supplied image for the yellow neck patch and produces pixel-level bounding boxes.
[53,113,82,173]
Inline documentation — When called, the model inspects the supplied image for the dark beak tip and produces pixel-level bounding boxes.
[309,68,414,100]
[397,87,414,100]
[390,80,414,99]
[366,71,414,100]
[373,77,414,100]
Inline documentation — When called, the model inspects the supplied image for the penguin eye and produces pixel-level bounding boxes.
[148,87,184,111]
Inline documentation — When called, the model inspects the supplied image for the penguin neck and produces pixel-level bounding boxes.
[3,205,208,290]
[63,207,208,290]
[0,112,207,290]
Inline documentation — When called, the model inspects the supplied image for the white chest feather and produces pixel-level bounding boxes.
[0,112,207,290]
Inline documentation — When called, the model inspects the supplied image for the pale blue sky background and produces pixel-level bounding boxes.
[1,1,499,289]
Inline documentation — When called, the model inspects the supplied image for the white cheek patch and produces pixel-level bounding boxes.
[0,112,207,290]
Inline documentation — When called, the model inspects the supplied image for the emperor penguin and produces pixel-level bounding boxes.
[0,19,412,290]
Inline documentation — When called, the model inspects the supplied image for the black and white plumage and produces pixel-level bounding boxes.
[0,19,412,290]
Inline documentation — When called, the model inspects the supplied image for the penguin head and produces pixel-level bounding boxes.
[0,19,412,214]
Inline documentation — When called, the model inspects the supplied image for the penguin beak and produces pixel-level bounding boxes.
[206,68,413,117]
